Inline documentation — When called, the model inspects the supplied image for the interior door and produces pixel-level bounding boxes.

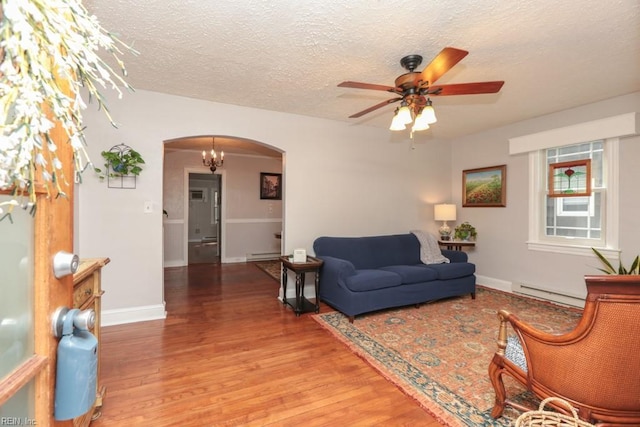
[0,116,75,424]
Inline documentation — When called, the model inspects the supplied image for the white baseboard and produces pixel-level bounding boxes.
[475,275,513,293]
[164,259,186,268]
[476,275,585,308]
[102,303,167,326]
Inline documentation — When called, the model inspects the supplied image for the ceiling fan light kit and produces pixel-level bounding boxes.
[338,47,504,134]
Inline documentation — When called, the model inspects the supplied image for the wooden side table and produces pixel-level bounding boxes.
[73,257,109,424]
[280,255,323,316]
[438,240,476,251]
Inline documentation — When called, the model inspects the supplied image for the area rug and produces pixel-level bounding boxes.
[253,260,280,282]
[312,286,583,426]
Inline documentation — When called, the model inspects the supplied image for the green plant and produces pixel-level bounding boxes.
[591,248,639,275]
[95,147,145,179]
[454,222,477,240]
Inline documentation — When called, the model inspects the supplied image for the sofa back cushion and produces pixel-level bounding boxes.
[313,234,421,269]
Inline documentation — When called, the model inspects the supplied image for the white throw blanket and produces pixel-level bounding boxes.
[411,230,450,264]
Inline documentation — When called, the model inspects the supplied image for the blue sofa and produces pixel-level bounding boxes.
[313,233,476,321]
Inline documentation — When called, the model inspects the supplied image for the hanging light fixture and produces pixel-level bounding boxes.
[421,98,437,124]
[202,137,224,173]
[390,98,437,133]
[389,108,407,130]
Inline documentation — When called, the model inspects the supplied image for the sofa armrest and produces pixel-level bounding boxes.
[317,255,356,281]
[442,249,468,263]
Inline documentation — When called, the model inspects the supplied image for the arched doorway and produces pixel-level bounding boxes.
[162,135,284,267]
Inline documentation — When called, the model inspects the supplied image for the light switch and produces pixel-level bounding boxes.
[144,201,153,213]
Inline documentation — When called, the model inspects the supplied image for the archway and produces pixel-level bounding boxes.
[162,135,284,267]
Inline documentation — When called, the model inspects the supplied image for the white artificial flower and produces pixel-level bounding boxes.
[0,0,134,214]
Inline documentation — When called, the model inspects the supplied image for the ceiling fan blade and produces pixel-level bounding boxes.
[428,81,505,96]
[338,81,399,93]
[419,47,469,86]
[349,97,402,118]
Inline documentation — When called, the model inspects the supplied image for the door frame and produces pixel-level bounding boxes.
[0,124,75,424]
[183,167,226,264]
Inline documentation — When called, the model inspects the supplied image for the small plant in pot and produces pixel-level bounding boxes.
[591,248,639,274]
[454,222,477,241]
[95,145,145,180]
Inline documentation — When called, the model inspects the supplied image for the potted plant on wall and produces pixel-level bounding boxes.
[95,145,145,180]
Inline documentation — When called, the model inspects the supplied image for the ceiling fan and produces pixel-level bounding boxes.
[338,47,504,131]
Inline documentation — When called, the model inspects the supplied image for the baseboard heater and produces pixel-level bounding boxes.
[512,282,585,308]
[246,252,280,261]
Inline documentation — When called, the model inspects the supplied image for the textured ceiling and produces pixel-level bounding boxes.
[84,0,640,154]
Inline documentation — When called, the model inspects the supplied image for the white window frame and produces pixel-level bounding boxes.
[508,113,637,260]
[555,196,594,218]
[527,139,616,255]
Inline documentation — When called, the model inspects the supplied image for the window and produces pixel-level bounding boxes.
[544,141,603,244]
[525,138,618,257]
[509,113,634,258]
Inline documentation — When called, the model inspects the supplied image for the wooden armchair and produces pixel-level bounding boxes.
[488,275,640,426]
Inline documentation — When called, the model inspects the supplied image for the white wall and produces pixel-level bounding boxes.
[449,92,639,301]
[78,89,452,325]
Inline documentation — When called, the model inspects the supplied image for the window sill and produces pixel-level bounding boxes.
[526,241,620,259]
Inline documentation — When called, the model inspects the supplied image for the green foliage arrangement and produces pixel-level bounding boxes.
[454,222,477,241]
[95,148,145,179]
[591,248,639,275]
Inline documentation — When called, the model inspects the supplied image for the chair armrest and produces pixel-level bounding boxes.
[441,249,468,263]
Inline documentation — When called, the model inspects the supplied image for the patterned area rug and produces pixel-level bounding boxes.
[312,286,583,426]
[253,260,280,282]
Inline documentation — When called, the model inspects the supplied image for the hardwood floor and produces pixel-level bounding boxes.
[92,263,442,426]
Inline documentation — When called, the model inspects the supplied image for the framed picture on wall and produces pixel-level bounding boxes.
[462,164,507,207]
[260,172,282,200]
[548,159,591,197]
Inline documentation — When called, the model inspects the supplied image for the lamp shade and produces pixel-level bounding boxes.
[396,105,413,125]
[389,113,407,131]
[434,204,456,221]
[421,104,437,124]
[412,111,430,131]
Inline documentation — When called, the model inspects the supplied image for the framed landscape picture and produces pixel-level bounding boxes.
[462,165,507,207]
[260,172,282,200]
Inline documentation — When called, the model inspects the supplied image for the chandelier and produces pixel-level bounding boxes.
[202,137,224,173]
[389,98,437,132]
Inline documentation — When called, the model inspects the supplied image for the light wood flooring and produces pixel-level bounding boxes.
[92,262,442,426]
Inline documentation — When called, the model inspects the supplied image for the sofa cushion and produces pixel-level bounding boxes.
[344,269,403,292]
[314,234,421,269]
[422,262,475,280]
[380,265,439,284]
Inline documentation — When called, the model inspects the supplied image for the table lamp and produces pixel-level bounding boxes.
[434,204,456,241]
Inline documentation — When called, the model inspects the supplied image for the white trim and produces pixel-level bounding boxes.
[475,275,512,293]
[226,218,283,224]
[102,303,167,326]
[477,275,586,307]
[604,139,620,250]
[509,112,637,154]
[163,219,184,225]
[526,241,620,259]
[164,259,186,268]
